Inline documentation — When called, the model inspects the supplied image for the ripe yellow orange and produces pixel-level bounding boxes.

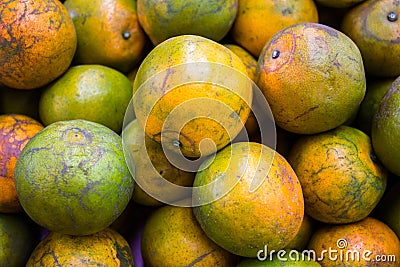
[288,125,387,224]
[230,0,319,57]
[193,142,304,257]
[141,206,238,266]
[257,22,366,134]
[308,217,400,266]
[64,0,147,73]
[133,35,252,158]
[27,228,134,266]
[0,114,44,213]
[0,0,77,89]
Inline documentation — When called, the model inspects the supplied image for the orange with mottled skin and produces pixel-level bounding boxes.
[141,205,238,266]
[0,114,43,213]
[307,217,400,267]
[257,22,366,134]
[230,0,319,57]
[288,125,387,224]
[0,0,77,89]
[341,0,400,77]
[64,0,147,73]
[133,35,253,158]
[193,142,304,258]
[27,228,134,266]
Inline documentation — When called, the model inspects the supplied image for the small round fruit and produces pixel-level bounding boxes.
[64,0,147,73]
[341,0,400,77]
[137,0,238,45]
[0,0,77,89]
[307,217,400,267]
[39,65,133,133]
[0,213,37,266]
[27,228,134,266]
[372,76,400,175]
[288,125,387,224]
[257,22,366,134]
[0,114,44,213]
[193,142,304,257]
[141,205,237,266]
[14,119,134,236]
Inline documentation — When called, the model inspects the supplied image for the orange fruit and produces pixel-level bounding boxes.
[341,0,400,77]
[141,205,238,266]
[14,119,134,236]
[64,0,147,73]
[39,64,133,134]
[288,125,387,224]
[307,217,400,266]
[122,119,195,206]
[230,0,319,57]
[27,227,134,266]
[0,0,77,89]
[137,0,238,45]
[356,77,394,135]
[192,142,304,257]
[0,114,44,213]
[0,213,37,266]
[257,22,366,134]
[132,35,252,158]
[372,76,400,176]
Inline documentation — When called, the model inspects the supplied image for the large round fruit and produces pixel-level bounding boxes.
[0,0,77,89]
[192,142,304,257]
[14,119,134,236]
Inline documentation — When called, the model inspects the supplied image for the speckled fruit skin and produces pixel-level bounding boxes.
[27,228,134,266]
[372,76,400,176]
[0,0,77,89]
[133,35,252,158]
[257,22,366,134]
[192,142,304,258]
[14,119,134,236]
[0,213,37,266]
[137,0,238,45]
[288,125,387,224]
[141,206,238,266]
[307,217,400,267]
[0,114,44,213]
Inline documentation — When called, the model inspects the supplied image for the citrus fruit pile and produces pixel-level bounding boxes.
[1,0,400,266]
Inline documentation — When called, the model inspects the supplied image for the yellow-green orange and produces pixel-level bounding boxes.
[0,114,44,213]
[64,0,147,73]
[27,228,134,266]
[257,22,366,134]
[193,142,304,257]
[133,35,252,157]
[230,0,319,57]
[341,0,400,77]
[137,0,238,45]
[356,77,394,134]
[307,217,400,266]
[39,65,133,133]
[0,213,37,266]
[372,76,400,175]
[141,206,237,266]
[224,44,258,82]
[122,119,194,206]
[288,125,387,224]
[14,119,134,236]
[0,0,77,89]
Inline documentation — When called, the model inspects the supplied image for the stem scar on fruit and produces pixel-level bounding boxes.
[122,31,131,40]
[271,49,280,59]
[387,11,398,22]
